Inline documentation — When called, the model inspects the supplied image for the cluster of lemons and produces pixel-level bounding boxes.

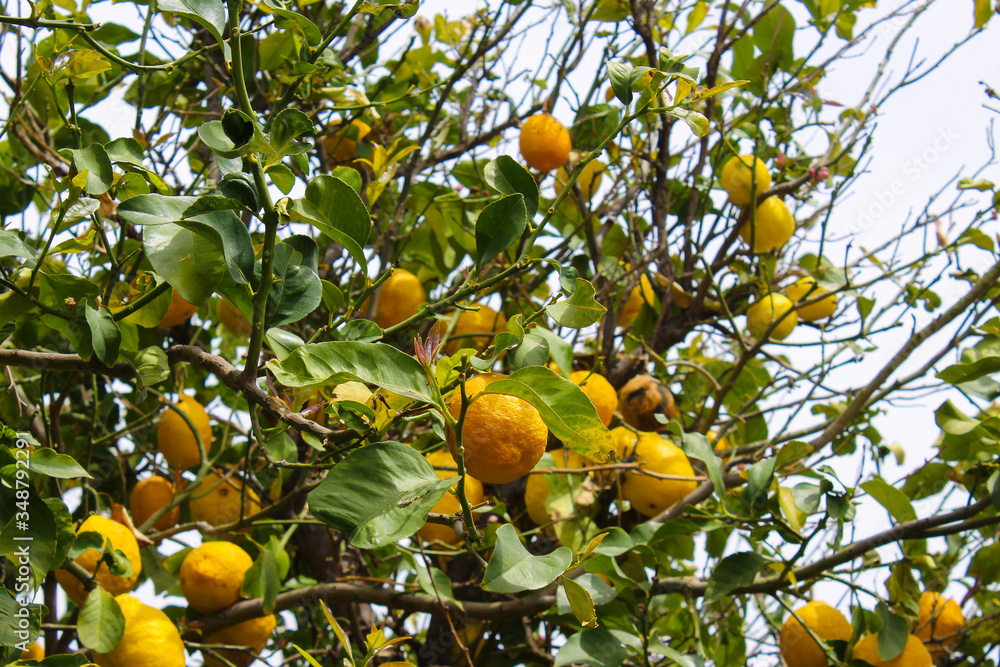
[780,595,965,667]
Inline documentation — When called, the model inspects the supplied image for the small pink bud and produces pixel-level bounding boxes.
[776,153,787,170]
[65,297,76,308]
[816,166,829,180]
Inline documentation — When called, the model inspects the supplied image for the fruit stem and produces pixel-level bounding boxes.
[452,366,481,546]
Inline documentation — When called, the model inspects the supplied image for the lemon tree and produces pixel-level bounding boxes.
[1,1,999,666]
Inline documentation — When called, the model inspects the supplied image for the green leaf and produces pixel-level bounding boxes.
[307,442,458,548]
[743,456,776,516]
[85,304,121,366]
[68,144,114,196]
[29,448,91,478]
[561,576,598,628]
[936,356,1000,385]
[676,429,724,501]
[266,342,435,404]
[267,164,296,194]
[554,628,629,667]
[159,0,227,50]
[262,240,322,327]
[704,552,769,602]
[0,230,34,259]
[475,194,527,271]
[607,62,638,107]
[63,49,112,81]
[484,155,539,219]
[242,546,281,614]
[988,470,1000,511]
[77,588,125,653]
[0,486,63,588]
[511,331,550,370]
[283,175,371,273]
[265,328,305,361]
[482,523,572,593]
[529,326,574,378]
[969,542,1000,583]
[268,108,315,166]
[752,3,795,67]
[140,222,225,305]
[665,107,710,137]
[875,602,910,661]
[0,589,42,647]
[483,366,614,462]
[546,278,607,328]
[104,137,144,166]
[120,346,170,389]
[861,477,917,523]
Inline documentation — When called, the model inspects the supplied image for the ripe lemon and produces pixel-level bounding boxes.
[917,591,964,661]
[218,299,252,336]
[740,196,795,253]
[179,541,254,613]
[447,373,548,485]
[524,448,586,526]
[363,268,427,329]
[93,594,186,667]
[156,395,213,471]
[55,515,142,606]
[778,601,852,667]
[130,475,180,532]
[747,293,797,341]
[721,154,771,205]
[202,614,277,667]
[519,113,572,172]
[158,290,199,327]
[189,471,261,528]
[852,633,933,667]
[417,449,485,545]
[786,277,838,322]
[619,431,697,516]
[324,119,371,163]
[554,160,605,200]
[20,642,44,660]
[618,274,656,327]
[570,370,618,427]
[618,374,676,432]
[432,304,507,355]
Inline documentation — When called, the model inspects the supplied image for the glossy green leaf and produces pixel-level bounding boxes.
[743,456,776,516]
[546,278,607,328]
[77,588,125,653]
[704,552,769,602]
[875,602,910,661]
[936,356,1000,385]
[307,442,457,548]
[0,230,34,259]
[242,546,281,614]
[85,304,121,366]
[0,589,42,647]
[482,523,572,593]
[268,108,315,166]
[861,477,916,523]
[483,366,614,462]
[554,628,629,667]
[28,448,91,478]
[0,486,63,588]
[262,240,322,327]
[265,328,305,361]
[475,193,527,271]
[120,346,170,389]
[104,137,144,166]
[283,175,371,273]
[266,341,435,404]
[159,0,227,49]
[675,428,724,500]
[140,222,225,305]
[68,144,114,196]
[484,155,539,218]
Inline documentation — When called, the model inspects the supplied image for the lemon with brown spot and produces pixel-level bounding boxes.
[55,515,142,606]
[618,374,676,432]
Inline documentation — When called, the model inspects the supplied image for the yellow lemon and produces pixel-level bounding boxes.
[55,515,142,606]
[130,475,180,532]
[20,642,44,660]
[851,633,933,667]
[218,299,252,336]
[156,395,213,471]
[158,290,199,327]
[618,374,676,432]
[524,448,587,526]
[446,373,548,485]
[324,119,371,163]
[619,431,697,517]
[740,196,795,253]
[917,591,964,662]
[786,277,838,322]
[364,268,427,329]
[432,304,507,355]
[721,154,771,205]
[201,614,277,667]
[779,601,853,667]
[570,370,618,427]
[92,594,185,667]
[519,113,572,172]
[417,449,485,545]
[189,471,261,528]
[179,541,254,613]
[618,274,656,327]
[747,293,797,341]
[554,160,605,200]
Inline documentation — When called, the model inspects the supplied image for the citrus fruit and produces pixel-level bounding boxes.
[20,642,44,660]
[524,448,587,525]
[618,374,676,432]
[189,470,261,528]
[519,113,572,171]
[324,119,371,163]
[446,373,548,485]
[916,591,964,661]
[778,601,853,667]
[786,277,838,322]
[55,515,142,606]
[852,633,933,667]
[130,475,180,532]
[156,394,213,471]
[554,159,605,200]
[417,449,485,545]
[747,293,797,341]
[179,540,254,613]
[158,290,199,327]
[618,431,697,516]
[92,594,185,667]
[618,274,656,328]
[721,154,771,205]
[218,299,252,336]
[570,370,618,427]
[363,268,427,329]
[202,614,277,667]
[432,303,507,355]
[740,196,795,253]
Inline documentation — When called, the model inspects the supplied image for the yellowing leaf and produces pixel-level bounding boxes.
[64,49,112,81]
